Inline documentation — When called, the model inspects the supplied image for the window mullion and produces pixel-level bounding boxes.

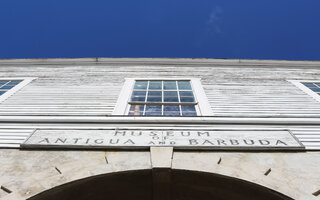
[0,81,10,88]
[144,81,150,115]
[161,81,164,115]
[176,81,182,116]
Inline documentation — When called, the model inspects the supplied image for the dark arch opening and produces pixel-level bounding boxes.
[28,169,294,200]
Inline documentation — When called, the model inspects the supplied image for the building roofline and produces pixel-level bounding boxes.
[0,57,319,66]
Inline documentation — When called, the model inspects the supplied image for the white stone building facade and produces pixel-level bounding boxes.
[0,58,319,200]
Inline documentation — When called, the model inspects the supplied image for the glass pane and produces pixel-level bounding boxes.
[6,82,21,86]
[8,81,21,85]
[1,85,15,89]
[164,97,179,102]
[147,96,162,102]
[129,111,144,116]
[182,112,197,116]
[148,91,162,96]
[305,86,318,89]
[0,91,5,95]
[179,91,194,97]
[145,112,162,116]
[180,97,195,102]
[310,88,320,92]
[164,91,178,96]
[0,81,8,86]
[132,91,146,96]
[129,105,144,115]
[303,83,316,88]
[164,111,180,116]
[164,105,180,111]
[134,81,148,90]
[131,96,146,102]
[146,105,162,112]
[130,104,144,111]
[181,105,196,112]
[163,81,177,90]
[178,81,192,90]
[149,81,162,90]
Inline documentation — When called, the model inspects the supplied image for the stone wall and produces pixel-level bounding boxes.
[0,148,319,200]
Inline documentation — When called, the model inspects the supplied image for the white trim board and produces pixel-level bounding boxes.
[112,78,135,115]
[288,80,320,103]
[0,78,37,103]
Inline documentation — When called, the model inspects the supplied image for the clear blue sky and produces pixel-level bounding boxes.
[1,0,320,60]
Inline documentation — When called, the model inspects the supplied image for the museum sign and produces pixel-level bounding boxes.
[22,129,304,150]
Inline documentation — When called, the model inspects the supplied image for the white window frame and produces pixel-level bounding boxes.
[289,80,320,103]
[113,78,213,116]
[0,77,37,103]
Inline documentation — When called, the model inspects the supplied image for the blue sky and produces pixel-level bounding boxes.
[1,0,320,60]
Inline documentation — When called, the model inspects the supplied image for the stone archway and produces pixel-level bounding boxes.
[28,169,293,200]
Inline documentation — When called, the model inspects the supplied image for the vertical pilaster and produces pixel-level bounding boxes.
[150,147,173,200]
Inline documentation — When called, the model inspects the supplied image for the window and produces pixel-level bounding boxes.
[129,80,196,116]
[0,78,36,103]
[113,78,213,116]
[0,80,22,96]
[289,80,320,103]
[302,82,320,94]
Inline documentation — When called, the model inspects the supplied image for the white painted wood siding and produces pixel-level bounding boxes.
[0,60,320,117]
[0,129,34,148]
[0,59,319,149]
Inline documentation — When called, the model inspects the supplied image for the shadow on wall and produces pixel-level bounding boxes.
[28,169,293,200]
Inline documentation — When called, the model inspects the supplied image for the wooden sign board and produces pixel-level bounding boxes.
[22,129,304,150]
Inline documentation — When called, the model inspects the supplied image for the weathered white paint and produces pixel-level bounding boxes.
[150,147,173,168]
[0,59,319,118]
[0,129,34,148]
[0,58,319,150]
[1,58,320,200]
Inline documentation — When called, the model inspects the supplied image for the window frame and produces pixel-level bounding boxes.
[289,80,320,103]
[0,77,36,103]
[113,78,213,116]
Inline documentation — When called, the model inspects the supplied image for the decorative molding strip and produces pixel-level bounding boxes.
[1,116,320,125]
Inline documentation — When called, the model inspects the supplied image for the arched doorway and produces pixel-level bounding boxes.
[28,169,293,200]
